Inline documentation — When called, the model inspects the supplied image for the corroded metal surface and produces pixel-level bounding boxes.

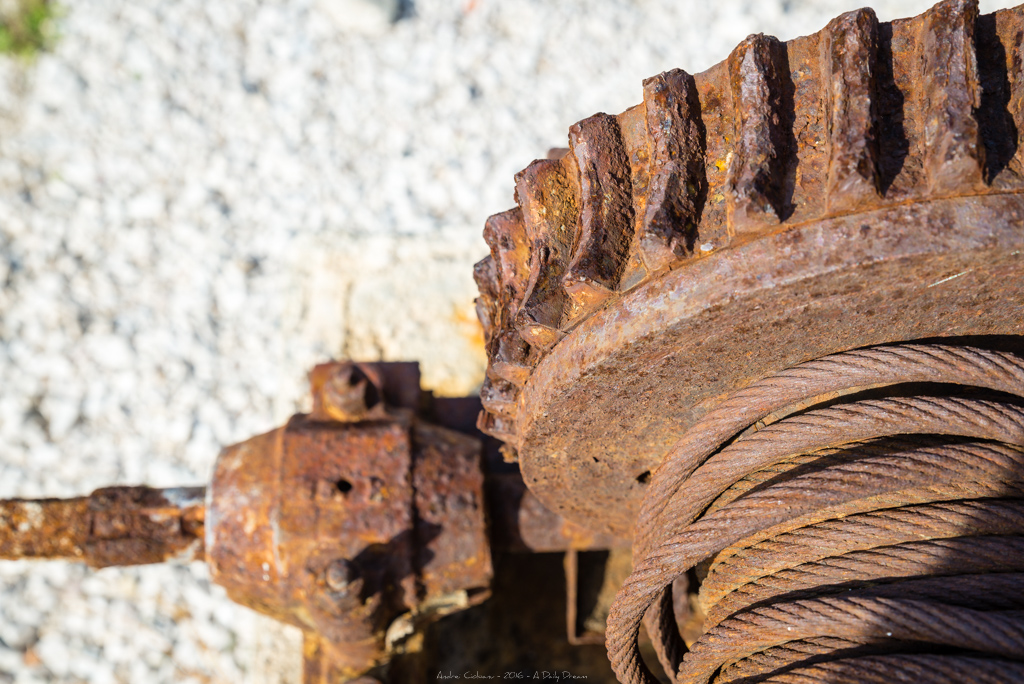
[207,413,422,679]
[474,0,1024,537]
[0,486,205,567]
[486,474,628,553]
[412,421,492,605]
[206,362,494,681]
[309,361,389,423]
[519,195,1024,536]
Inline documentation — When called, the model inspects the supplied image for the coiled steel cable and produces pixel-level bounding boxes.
[604,343,1024,684]
[751,654,1024,684]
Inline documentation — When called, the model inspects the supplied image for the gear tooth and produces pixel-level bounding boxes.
[514,308,565,349]
[547,147,570,160]
[975,7,1024,186]
[480,376,519,419]
[1005,12,1024,175]
[616,108,654,292]
[473,256,500,344]
[483,208,531,316]
[475,297,495,346]
[640,69,708,272]
[822,8,882,214]
[476,410,516,444]
[472,254,500,300]
[486,314,539,388]
[490,329,536,387]
[561,275,614,323]
[562,113,634,321]
[725,33,793,233]
[920,0,986,193]
[514,157,579,349]
[480,209,542,388]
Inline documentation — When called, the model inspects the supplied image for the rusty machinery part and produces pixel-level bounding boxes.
[207,410,494,680]
[0,486,205,568]
[0,359,627,683]
[602,342,1024,684]
[473,0,1024,537]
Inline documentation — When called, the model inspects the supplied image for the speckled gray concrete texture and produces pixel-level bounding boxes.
[0,0,1016,681]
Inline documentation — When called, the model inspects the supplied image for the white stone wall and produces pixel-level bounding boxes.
[0,0,1013,681]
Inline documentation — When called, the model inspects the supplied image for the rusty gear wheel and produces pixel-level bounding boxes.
[474,0,1024,536]
[474,0,1024,682]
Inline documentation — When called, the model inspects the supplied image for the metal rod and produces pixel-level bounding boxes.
[0,486,206,567]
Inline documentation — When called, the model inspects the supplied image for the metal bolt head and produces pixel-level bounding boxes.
[309,362,383,423]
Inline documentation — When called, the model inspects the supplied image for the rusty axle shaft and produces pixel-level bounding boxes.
[0,476,624,568]
[0,486,205,568]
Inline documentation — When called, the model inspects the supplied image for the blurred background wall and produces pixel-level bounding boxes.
[0,0,1015,681]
